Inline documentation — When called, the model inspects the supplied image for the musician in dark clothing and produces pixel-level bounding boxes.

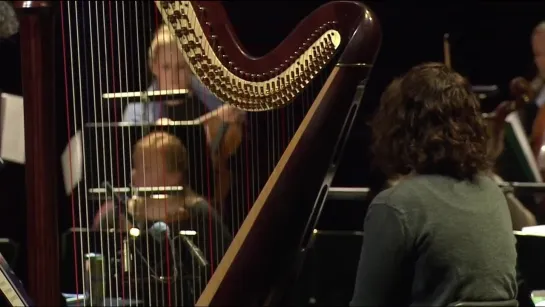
[93,132,232,302]
[350,63,517,306]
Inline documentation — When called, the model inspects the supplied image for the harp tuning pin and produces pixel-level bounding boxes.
[198,6,207,17]
[173,10,181,18]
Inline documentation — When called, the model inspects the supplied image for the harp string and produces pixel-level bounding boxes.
[101,0,119,300]
[60,1,336,305]
[121,1,137,302]
[60,0,82,300]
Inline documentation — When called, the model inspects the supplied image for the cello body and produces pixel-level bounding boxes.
[15,1,381,306]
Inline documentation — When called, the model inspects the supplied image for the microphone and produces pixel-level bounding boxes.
[148,221,170,243]
[0,2,18,38]
[179,231,209,268]
[102,181,139,230]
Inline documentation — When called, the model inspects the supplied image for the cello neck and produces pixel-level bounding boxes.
[443,33,452,69]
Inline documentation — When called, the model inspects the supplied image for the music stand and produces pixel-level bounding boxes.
[514,231,545,291]
[0,239,18,269]
[0,252,33,306]
[82,122,211,197]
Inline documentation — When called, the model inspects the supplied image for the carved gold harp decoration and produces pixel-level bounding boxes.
[14,1,381,306]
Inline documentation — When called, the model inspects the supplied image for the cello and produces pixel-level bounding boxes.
[484,77,539,229]
[527,77,545,164]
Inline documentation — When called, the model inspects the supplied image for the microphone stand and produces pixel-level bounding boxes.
[179,234,209,269]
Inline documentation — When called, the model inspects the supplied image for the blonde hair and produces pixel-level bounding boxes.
[148,24,177,62]
[533,21,545,36]
[134,131,188,174]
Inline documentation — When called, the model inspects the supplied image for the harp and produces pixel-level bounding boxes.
[15,1,381,306]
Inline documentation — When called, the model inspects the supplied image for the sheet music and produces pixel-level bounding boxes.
[518,226,545,236]
[61,131,83,196]
[505,112,543,182]
[0,93,25,164]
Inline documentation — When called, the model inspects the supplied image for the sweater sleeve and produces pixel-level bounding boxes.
[350,201,409,306]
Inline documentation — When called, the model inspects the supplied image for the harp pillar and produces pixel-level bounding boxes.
[14,1,60,305]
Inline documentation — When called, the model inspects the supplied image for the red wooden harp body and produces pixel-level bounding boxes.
[14,1,381,306]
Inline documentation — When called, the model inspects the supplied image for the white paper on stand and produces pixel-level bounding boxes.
[0,93,25,164]
[61,131,83,196]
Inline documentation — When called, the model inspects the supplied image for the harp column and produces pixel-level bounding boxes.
[13,1,60,306]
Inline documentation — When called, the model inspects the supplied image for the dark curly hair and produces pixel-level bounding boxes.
[371,62,492,180]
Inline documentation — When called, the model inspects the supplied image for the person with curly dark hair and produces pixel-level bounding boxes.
[350,63,517,306]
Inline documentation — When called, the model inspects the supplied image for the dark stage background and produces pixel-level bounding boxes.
[0,0,542,288]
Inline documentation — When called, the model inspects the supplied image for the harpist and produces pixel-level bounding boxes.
[350,63,517,306]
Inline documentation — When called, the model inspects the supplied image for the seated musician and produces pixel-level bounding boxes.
[485,104,537,230]
[350,63,517,306]
[92,131,232,269]
[123,24,245,144]
[519,21,545,135]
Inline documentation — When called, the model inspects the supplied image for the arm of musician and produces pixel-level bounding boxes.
[191,75,246,124]
[489,173,537,230]
[92,201,133,230]
[191,75,223,111]
[128,197,187,222]
[350,202,409,306]
[504,192,537,230]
